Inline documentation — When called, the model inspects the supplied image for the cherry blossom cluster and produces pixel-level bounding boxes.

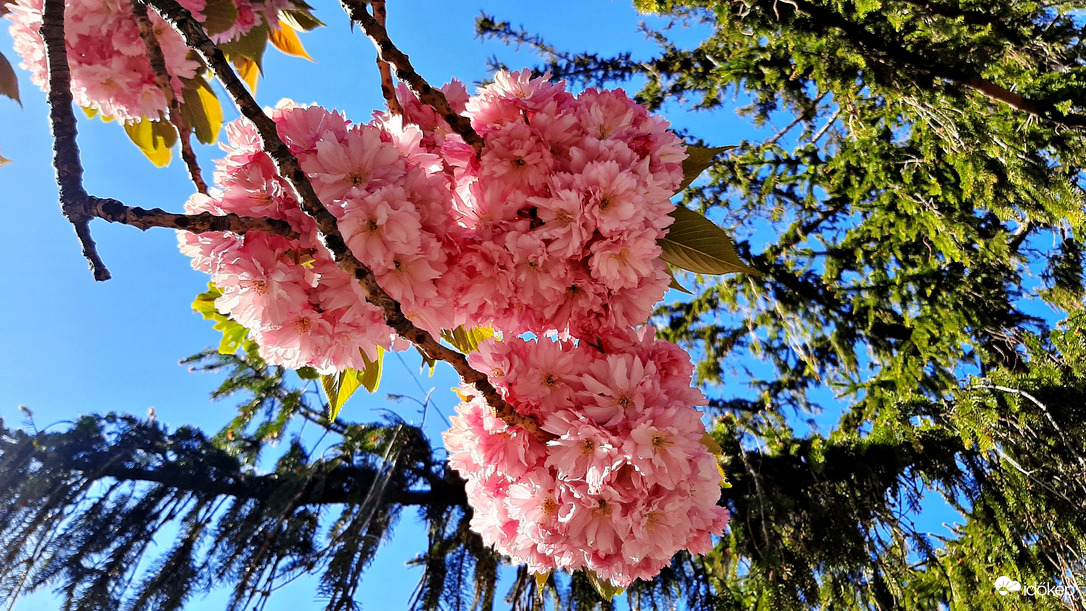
[5,0,289,121]
[386,71,685,338]
[180,102,461,371]
[174,72,729,585]
[443,329,730,587]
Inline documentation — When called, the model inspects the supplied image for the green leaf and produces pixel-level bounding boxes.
[585,570,625,601]
[179,76,223,144]
[321,371,362,422]
[201,0,239,37]
[123,118,177,167]
[321,347,383,421]
[0,51,21,106]
[660,205,758,275]
[441,325,496,354]
[220,22,269,72]
[678,144,735,192]
[279,8,324,32]
[192,283,258,356]
[296,366,319,380]
[665,264,693,294]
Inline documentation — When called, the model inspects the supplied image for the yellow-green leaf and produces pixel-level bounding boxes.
[179,76,223,144]
[322,370,362,422]
[585,570,625,600]
[0,51,21,106]
[534,571,552,594]
[192,283,259,357]
[123,118,177,167]
[441,325,496,354]
[221,22,269,71]
[234,56,259,93]
[678,144,735,192]
[279,7,324,31]
[81,106,115,122]
[269,24,314,61]
[700,431,723,456]
[660,205,758,275]
[358,346,383,393]
[321,347,384,421]
[416,346,437,377]
[202,0,239,37]
[0,149,11,169]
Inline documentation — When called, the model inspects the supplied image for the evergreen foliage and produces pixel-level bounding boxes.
[4,0,1086,609]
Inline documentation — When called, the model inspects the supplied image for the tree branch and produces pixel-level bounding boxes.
[130,0,207,194]
[370,0,402,117]
[87,196,299,237]
[781,0,1086,129]
[340,0,484,154]
[141,0,551,443]
[78,457,466,507]
[41,0,111,281]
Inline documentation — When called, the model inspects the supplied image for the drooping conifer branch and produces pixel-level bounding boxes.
[40,0,111,281]
[140,0,551,443]
[340,0,484,154]
[130,0,208,194]
[778,0,1086,129]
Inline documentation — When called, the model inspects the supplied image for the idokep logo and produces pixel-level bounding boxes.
[995,576,1022,595]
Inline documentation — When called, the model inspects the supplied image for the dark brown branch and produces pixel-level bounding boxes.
[371,0,402,117]
[130,0,207,194]
[41,0,111,281]
[88,196,299,237]
[53,440,468,507]
[340,0,484,153]
[141,0,551,443]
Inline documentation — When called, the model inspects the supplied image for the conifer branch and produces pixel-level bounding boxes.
[339,0,484,154]
[130,0,207,194]
[779,0,1086,129]
[41,0,112,281]
[141,0,551,443]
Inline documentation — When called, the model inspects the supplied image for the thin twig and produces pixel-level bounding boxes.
[141,0,550,443]
[763,91,827,148]
[87,196,299,237]
[975,383,1086,473]
[41,0,111,280]
[339,0,483,153]
[130,0,207,193]
[370,0,402,117]
[810,107,841,145]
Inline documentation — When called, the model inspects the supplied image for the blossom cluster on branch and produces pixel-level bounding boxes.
[446,330,729,586]
[175,69,730,588]
[6,0,289,121]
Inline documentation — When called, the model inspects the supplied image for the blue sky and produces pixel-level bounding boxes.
[0,2,734,608]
